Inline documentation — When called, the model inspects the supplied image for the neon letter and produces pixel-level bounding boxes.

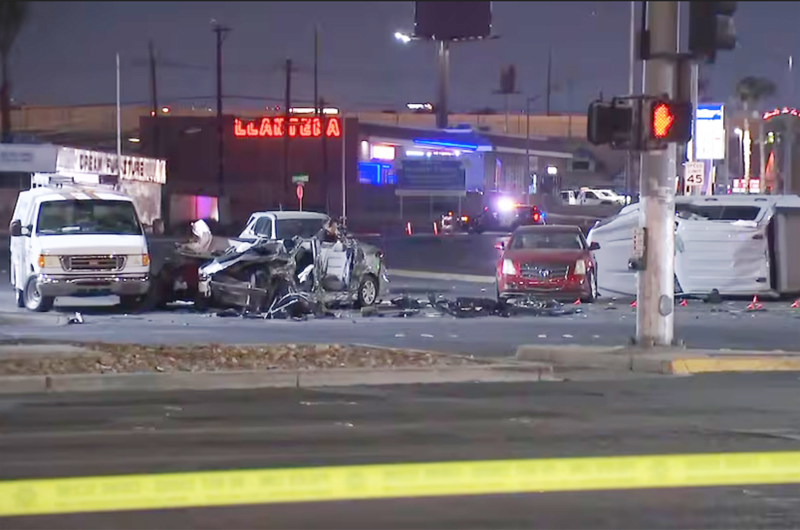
[299,117,312,137]
[258,118,273,137]
[273,117,285,137]
[246,121,258,136]
[312,118,322,137]
[326,117,341,138]
[234,118,246,137]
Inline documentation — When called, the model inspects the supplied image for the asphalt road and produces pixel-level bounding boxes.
[2,235,800,354]
[5,374,800,528]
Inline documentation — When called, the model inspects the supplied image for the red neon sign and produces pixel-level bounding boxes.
[234,117,341,138]
[763,107,800,120]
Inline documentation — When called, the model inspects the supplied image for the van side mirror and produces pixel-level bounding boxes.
[589,241,601,251]
[9,220,23,237]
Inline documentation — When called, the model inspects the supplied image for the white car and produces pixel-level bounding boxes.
[10,184,151,312]
[578,189,626,206]
[239,211,330,241]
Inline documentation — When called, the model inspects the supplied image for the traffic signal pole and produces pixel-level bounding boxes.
[637,1,679,347]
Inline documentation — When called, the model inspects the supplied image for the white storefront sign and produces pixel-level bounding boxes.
[695,103,725,160]
[55,147,166,185]
[0,144,59,173]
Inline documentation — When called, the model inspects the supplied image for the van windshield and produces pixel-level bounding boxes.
[36,200,143,236]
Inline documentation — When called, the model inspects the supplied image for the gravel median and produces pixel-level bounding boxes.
[0,342,484,376]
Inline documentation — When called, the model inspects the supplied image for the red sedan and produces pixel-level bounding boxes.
[496,225,600,303]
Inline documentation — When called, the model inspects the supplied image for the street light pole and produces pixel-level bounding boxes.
[637,0,679,347]
[341,115,347,223]
[525,95,540,198]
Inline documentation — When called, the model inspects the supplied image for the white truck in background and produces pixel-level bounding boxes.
[9,179,151,312]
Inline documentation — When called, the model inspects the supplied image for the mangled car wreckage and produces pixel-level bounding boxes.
[147,217,389,315]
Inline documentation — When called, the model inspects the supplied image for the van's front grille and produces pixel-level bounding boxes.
[60,255,125,272]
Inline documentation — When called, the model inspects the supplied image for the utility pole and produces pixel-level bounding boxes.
[148,41,159,119]
[320,97,330,213]
[213,23,231,219]
[436,41,450,129]
[283,58,293,205]
[314,26,320,117]
[637,1,679,347]
[148,40,160,159]
[625,1,636,201]
[545,47,552,116]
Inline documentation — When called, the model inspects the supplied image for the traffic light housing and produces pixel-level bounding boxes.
[647,100,692,146]
[689,1,737,64]
[587,100,633,148]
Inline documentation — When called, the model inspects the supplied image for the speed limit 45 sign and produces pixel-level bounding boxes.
[684,161,705,187]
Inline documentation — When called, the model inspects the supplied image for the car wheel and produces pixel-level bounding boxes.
[582,270,598,303]
[357,275,378,307]
[24,275,54,312]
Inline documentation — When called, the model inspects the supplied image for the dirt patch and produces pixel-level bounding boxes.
[0,342,484,376]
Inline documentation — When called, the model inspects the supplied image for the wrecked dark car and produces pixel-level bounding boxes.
[194,226,389,314]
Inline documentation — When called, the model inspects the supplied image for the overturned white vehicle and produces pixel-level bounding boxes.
[587,194,800,298]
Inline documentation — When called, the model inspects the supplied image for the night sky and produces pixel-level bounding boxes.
[9,1,799,114]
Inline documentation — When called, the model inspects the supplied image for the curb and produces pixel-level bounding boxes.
[0,363,554,394]
[515,344,800,375]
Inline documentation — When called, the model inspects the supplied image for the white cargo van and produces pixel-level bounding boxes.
[9,183,151,312]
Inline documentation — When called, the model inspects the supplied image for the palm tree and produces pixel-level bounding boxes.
[0,1,30,143]
[735,76,777,193]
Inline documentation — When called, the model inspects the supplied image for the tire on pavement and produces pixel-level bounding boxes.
[23,275,54,313]
[356,274,379,308]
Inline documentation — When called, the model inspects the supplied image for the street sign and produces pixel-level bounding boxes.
[684,160,705,187]
[292,174,309,184]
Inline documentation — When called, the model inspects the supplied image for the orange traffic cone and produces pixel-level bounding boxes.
[680,299,688,307]
[791,299,799,309]
[747,295,763,311]
[433,222,438,236]
[405,222,413,236]
[573,299,581,306]
[630,300,637,308]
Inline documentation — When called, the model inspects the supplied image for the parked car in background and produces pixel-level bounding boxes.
[560,190,578,205]
[495,224,599,304]
[578,188,626,206]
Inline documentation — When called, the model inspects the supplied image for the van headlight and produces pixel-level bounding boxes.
[574,259,587,276]
[127,254,151,267]
[38,255,61,269]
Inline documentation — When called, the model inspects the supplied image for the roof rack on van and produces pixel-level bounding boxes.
[31,173,117,190]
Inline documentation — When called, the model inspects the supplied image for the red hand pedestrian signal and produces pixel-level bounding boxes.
[647,100,692,145]
[652,103,675,139]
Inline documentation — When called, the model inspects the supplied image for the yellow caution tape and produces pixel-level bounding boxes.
[3,451,800,517]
